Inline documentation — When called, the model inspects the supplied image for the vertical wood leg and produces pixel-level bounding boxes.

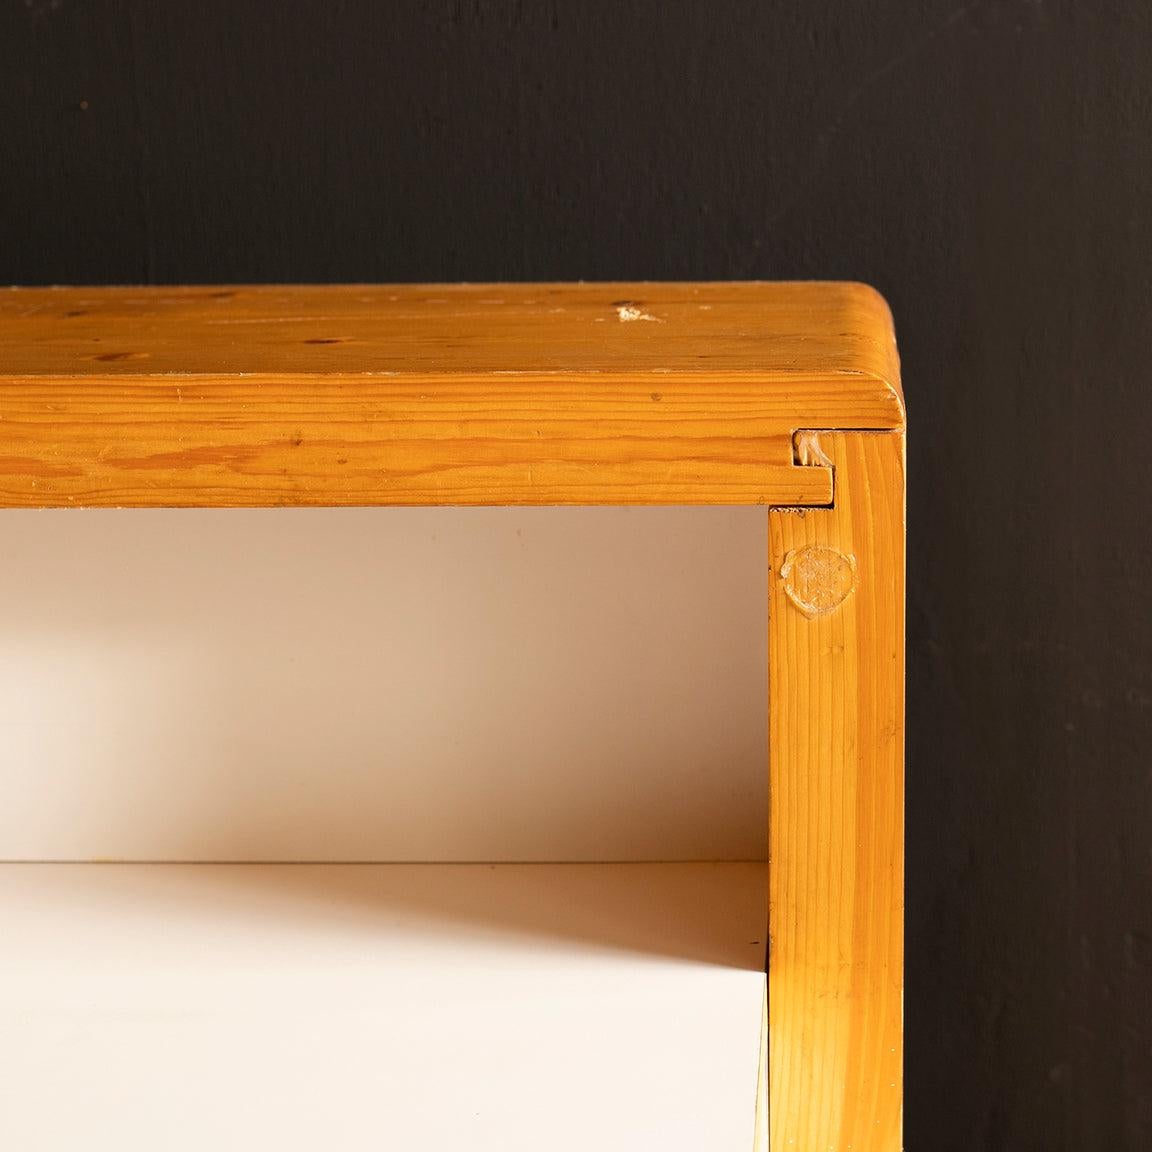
[768,431,905,1151]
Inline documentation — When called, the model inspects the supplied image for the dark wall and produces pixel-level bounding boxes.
[3,3,1150,1148]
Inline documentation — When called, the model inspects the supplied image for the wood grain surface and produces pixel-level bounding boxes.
[6,4,1150,1145]
[0,280,906,1148]
[0,282,900,507]
[769,431,905,1152]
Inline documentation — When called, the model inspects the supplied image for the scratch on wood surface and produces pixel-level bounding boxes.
[614,303,662,323]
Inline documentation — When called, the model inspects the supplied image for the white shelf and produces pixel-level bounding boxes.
[0,861,766,1151]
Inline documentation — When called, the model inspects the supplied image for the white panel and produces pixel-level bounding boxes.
[0,508,766,861]
[0,862,766,1152]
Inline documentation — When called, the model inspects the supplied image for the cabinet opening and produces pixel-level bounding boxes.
[1,506,768,1152]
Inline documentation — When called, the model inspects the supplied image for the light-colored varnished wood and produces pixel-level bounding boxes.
[0,282,900,507]
[0,282,905,1149]
[0,282,902,385]
[768,431,905,1152]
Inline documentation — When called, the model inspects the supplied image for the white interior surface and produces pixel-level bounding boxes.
[0,861,766,1152]
[0,508,767,862]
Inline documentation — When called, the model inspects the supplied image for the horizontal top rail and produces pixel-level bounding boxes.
[0,281,901,507]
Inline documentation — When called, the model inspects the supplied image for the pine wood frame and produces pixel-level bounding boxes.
[0,281,904,1151]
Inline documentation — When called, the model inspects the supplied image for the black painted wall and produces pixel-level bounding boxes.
[3,3,1150,1148]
